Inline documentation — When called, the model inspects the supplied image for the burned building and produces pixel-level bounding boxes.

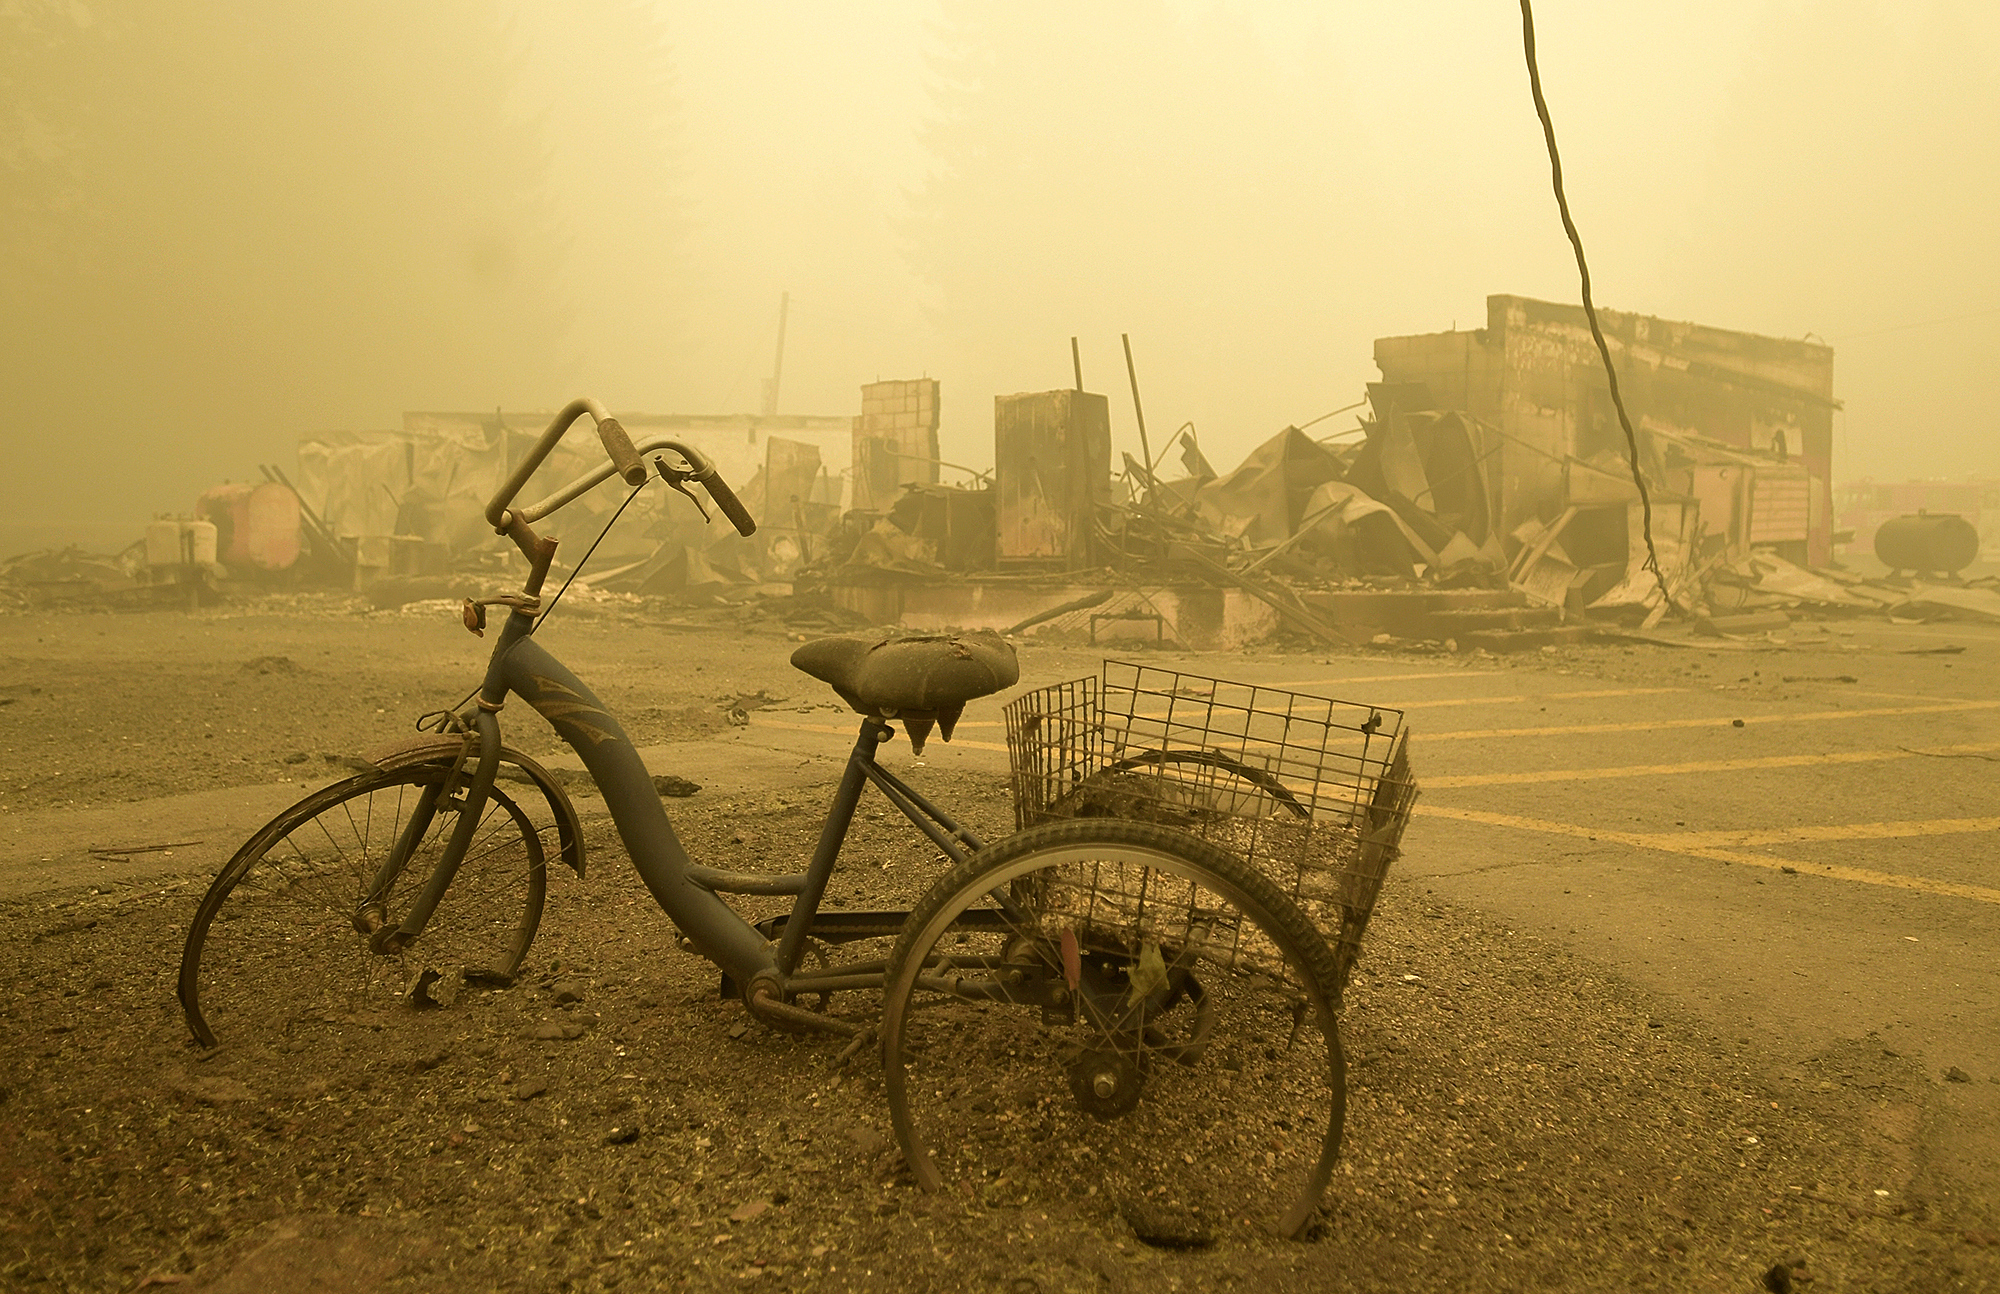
[292,409,851,592]
[1373,294,1837,583]
[851,379,943,512]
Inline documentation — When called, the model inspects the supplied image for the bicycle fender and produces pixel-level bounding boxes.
[362,733,587,878]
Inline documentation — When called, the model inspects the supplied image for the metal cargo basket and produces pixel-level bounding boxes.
[1004,661,1418,996]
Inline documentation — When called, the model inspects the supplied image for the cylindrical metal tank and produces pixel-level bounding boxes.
[145,518,184,568]
[1874,512,1980,573]
[197,481,301,571]
[184,518,218,566]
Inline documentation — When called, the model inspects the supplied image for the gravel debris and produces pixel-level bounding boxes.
[2,770,1992,1292]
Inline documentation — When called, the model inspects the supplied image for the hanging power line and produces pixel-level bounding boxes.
[1518,0,1667,598]
[1835,304,2000,343]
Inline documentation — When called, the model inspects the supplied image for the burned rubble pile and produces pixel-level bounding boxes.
[8,397,1995,650]
[778,300,1998,652]
[7,301,1994,650]
[786,397,1997,654]
[0,546,161,613]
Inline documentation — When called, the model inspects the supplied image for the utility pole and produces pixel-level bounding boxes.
[1121,333,1155,501]
[761,290,790,417]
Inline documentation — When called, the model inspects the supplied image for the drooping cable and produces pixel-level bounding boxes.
[533,480,649,631]
[417,479,650,734]
[1518,0,1667,600]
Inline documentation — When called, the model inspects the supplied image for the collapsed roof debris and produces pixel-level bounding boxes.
[12,305,1990,644]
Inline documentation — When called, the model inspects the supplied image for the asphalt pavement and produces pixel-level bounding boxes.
[719,616,2000,1214]
[13,614,1995,1216]
[1188,620,2000,1212]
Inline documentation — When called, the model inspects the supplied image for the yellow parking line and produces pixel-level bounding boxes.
[763,701,2000,760]
[754,716,1011,753]
[1425,742,2000,789]
[1267,670,1503,687]
[1417,804,2000,906]
[1396,687,1683,710]
[1677,818,2000,848]
[1850,689,1985,705]
[888,684,1682,730]
[1424,699,2000,742]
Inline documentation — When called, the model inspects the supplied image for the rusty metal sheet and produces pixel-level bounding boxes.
[994,390,1110,566]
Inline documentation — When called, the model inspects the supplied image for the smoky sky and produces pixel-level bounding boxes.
[5,0,1996,546]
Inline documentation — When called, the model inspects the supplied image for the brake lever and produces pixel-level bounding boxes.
[653,455,712,523]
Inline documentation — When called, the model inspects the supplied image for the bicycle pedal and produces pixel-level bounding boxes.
[405,967,447,1009]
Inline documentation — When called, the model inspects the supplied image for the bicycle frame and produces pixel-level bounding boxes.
[387,597,993,1006]
[376,398,1002,1012]
[178,399,1356,1237]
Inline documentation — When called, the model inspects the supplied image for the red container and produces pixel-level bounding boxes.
[196,481,302,572]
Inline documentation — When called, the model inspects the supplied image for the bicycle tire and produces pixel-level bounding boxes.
[178,761,549,1050]
[881,818,1346,1240]
[1098,748,1309,819]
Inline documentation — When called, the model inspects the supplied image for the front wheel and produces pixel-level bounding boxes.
[178,762,549,1050]
[881,819,1347,1240]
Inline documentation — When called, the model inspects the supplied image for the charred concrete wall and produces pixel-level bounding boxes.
[994,389,1111,569]
[851,379,942,512]
[1375,294,1836,564]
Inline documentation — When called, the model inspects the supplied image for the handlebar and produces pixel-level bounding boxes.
[697,464,757,535]
[485,399,755,538]
[596,417,648,488]
[486,398,620,530]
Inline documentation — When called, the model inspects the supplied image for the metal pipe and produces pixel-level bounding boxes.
[1121,334,1155,497]
[685,863,808,896]
[486,397,612,529]
[777,972,888,994]
[747,987,860,1036]
[763,291,789,417]
[502,637,777,986]
[862,760,985,851]
[516,435,716,523]
[861,767,972,866]
[774,721,888,974]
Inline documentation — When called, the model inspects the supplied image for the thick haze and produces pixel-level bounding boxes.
[4,1,1996,550]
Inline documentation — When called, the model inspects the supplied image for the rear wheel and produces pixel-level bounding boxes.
[881,819,1346,1239]
[178,762,547,1050]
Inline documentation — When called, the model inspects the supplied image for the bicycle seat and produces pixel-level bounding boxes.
[790,631,1019,754]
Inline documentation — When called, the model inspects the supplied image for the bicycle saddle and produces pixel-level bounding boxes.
[790,631,1019,754]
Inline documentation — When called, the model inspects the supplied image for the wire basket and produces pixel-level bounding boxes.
[1004,661,1418,995]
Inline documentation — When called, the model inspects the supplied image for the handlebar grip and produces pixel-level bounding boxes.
[699,468,757,536]
[597,417,648,487]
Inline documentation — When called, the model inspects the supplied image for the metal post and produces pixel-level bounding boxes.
[1121,333,1155,499]
[763,291,790,417]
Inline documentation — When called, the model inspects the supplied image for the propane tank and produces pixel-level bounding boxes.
[145,518,185,567]
[1874,512,1980,574]
[184,518,218,566]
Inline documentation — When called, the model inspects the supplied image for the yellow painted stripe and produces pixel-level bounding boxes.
[760,699,1997,765]
[1268,670,1503,687]
[1425,742,2000,789]
[1851,688,1987,705]
[1416,804,2000,906]
[1396,687,1684,711]
[936,684,1672,724]
[1424,699,2000,742]
[1678,818,2000,848]
[765,681,1671,741]
[753,716,1011,753]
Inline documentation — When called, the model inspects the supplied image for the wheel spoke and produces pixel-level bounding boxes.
[180,766,550,1052]
[882,819,1344,1238]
